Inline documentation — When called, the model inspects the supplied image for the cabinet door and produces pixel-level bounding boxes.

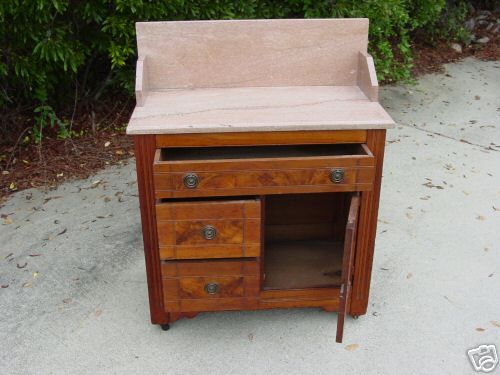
[336,193,361,343]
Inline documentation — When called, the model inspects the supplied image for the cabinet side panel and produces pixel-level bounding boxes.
[134,135,168,324]
[350,129,386,315]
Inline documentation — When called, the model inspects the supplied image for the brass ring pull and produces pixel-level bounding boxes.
[204,283,219,295]
[202,225,217,240]
[330,168,344,183]
[183,173,199,188]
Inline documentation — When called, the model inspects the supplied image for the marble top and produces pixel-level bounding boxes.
[127,86,394,135]
[127,19,394,135]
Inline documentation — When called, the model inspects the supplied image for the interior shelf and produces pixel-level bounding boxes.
[264,240,343,290]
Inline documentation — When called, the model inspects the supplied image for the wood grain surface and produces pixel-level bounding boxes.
[156,199,261,260]
[155,130,367,148]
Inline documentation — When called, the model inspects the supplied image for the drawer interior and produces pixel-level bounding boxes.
[158,143,370,162]
[263,192,352,290]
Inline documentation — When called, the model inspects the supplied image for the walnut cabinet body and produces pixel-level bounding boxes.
[133,130,387,342]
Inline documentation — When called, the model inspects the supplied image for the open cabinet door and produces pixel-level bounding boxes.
[336,193,361,343]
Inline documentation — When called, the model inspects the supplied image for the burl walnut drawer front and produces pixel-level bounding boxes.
[156,199,261,260]
[161,259,260,312]
[153,144,375,198]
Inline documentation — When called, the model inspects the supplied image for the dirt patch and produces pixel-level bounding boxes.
[411,10,499,77]
[0,102,134,203]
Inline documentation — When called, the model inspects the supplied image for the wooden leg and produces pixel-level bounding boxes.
[134,135,168,325]
[350,130,386,316]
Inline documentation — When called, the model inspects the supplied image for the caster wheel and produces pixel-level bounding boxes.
[161,324,170,331]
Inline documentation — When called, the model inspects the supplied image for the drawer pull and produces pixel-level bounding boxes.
[204,282,219,295]
[183,173,199,188]
[330,168,344,183]
[202,225,217,240]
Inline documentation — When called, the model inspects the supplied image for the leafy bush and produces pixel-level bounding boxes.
[0,0,469,140]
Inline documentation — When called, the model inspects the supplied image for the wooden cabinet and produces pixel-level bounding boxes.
[128,19,394,343]
[134,132,387,342]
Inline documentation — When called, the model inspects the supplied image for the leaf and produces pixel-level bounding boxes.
[490,321,500,328]
[104,141,111,147]
[29,254,41,257]
[22,282,32,288]
[423,181,444,190]
[17,262,27,269]
[43,196,63,204]
[9,182,17,190]
[1,284,8,288]
[476,327,485,332]
[2,215,13,225]
[57,228,67,236]
[476,215,486,221]
[345,344,359,351]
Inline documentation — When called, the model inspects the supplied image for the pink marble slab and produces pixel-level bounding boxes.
[127,86,394,135]
[128,19,395,135]
[136,19,369,89]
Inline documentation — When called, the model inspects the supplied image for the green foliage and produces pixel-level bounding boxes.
[33,105,67,143]
[424,1,471,44]
[0,0,470,140]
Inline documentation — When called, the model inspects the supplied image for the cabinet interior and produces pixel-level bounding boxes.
[159,144,367,162]
[263,192,351,290]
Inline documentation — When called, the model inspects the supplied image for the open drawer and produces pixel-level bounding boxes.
[153,144,375,198]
